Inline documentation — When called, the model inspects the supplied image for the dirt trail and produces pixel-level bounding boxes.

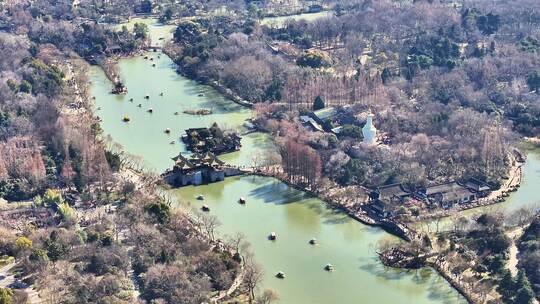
[505,227,524,276]
[0,262,42,304]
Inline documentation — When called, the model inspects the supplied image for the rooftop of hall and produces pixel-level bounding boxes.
[171,152,224,170]
[463,177,491,192]
[441,187,476,202]
[311,107,338,121]
[424,181,468,196]
[371,183,412,200]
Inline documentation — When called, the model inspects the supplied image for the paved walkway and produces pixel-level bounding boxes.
[506,227,524,276]
[0,262,42,304]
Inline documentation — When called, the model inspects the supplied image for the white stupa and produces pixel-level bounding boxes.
[362,111,377,145]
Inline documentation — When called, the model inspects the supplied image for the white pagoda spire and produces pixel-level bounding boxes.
[362,110,377,145]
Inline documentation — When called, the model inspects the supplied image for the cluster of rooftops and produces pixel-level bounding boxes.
[299,107,340,134]
[181,126,242,155]
[368,178,492,217]
[170,152,225,172]
[299,106,378,145]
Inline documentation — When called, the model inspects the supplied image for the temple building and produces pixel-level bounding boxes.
[163,152,226,186]
[366,178,491,218]
[415,181,478,209]
[362,111,377,145]
[367,183,413,218]
[162,152,244,187]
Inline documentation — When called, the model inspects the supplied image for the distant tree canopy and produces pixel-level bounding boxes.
[476,13,500,35]
[313,96,325,110]
[137,0,153,14]
[338,125,363,140]
[296,50,331,68]
[133,22,149,40]
[0,287,13,304]
[159,8,174,23]
[105,151,121,172]
[24,59,64,97]
[405,34,460,78]
[461,8,501,35]
[145,202,171,224]
[519,37,540,52]
[174,21,203,44]
[517,216,540,299]
[527,70,540,93]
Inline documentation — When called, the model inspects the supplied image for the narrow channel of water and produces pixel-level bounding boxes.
[113,17,175,47]
[89,21,467,303]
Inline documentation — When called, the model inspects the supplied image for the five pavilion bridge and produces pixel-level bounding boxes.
[162,152,251,187]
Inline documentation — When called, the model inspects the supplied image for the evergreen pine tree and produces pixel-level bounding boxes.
[313,96,325,110]
[496,270,515,301]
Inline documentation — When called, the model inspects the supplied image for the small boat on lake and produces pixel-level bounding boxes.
[309,238,317,245]
[276,271,285,279]
[147,108,153,113]
[152,63,156,67]
[122,115,130,122]
[201,205,210,212]
[144,95,150,99]
[324,264,334,271]
[174,112,179,115]
[239,197,246,204]
[159,92,164,96]
[165,128,171,134]
[137,103,142,107]
[129,97,133,102]
[198,93,204,97]
[197,195,205,200]
[170,141,175,144]
[269,232,277,240]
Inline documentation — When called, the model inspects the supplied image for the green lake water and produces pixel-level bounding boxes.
[174,176,465,304]
[114,17,175,47]
[88,20,470,304]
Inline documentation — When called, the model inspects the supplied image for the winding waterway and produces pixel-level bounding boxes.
[88,19,475,303]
